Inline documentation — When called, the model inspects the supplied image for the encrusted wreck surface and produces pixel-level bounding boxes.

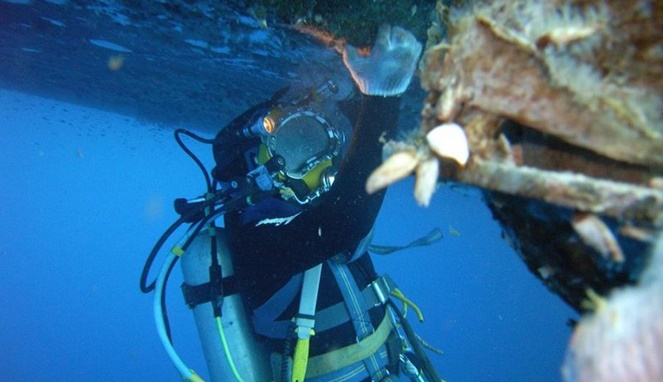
[420,0,663,312]
[418,1,663,379]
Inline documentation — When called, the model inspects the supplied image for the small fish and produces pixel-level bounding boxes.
[448,224,461,237]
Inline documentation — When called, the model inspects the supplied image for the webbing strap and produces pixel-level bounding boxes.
[328,262,372,338]
[181,275,238,309]
[306,313,393,378]
[253,273,304,338]
[328,261,387,381]
[347,227,375,263]
[253,275,391,337]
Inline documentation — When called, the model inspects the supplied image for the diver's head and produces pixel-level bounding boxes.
[250,100,348,205]
[212,80,352,205]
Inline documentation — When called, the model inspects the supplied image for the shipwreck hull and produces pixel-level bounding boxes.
[418,0,663,380]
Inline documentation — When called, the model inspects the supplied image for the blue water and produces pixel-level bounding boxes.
[0,89,577,381]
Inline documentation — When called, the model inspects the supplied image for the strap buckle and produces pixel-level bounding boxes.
[369,275,396,306]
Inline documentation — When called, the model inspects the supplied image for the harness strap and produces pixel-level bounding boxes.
[313,275,390,332]
[368,227,443,256]
[328,262,373,338]
[256,275,396,337]
[306,313,393,378]
[253,273,304,338]
[328,261,389,381]
[181,275,238,309]
[347,227,375,263]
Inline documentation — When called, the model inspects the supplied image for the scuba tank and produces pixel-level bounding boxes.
[180,229,271,382]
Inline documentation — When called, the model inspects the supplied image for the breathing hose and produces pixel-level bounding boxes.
[154,251,205,382]
[215,316,246,382]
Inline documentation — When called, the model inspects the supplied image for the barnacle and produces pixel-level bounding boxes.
[366,122,470,206]
[365,149,419,195]
[571,212,625,263]
[414,157,439,207]
[580,288,608,312]
[426,123,469,166]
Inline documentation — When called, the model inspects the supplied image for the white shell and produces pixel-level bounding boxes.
[426,122,470,166]
[436,85,457,121]
[414,157,439,207]
[365,150,419,194]
[572,212,625,263]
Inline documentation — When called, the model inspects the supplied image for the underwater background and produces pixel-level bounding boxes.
[0,88,577,381]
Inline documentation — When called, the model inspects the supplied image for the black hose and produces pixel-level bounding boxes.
[140,192,226,294]
[140,216,187,293]
[180,208,226,253]
[175,129,214,191]
[387,300,444,382]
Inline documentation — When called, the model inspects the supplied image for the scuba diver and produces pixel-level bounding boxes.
[141,25,444,382]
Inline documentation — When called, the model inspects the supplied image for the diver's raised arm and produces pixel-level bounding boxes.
[316,24,423,244]
[237,26,423,273]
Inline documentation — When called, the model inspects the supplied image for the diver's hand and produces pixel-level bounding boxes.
[342,25,422,97]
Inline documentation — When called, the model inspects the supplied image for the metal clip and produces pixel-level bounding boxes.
[370,277,390,306]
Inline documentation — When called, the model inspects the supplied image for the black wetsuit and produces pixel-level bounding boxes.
[224,95,399,356]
